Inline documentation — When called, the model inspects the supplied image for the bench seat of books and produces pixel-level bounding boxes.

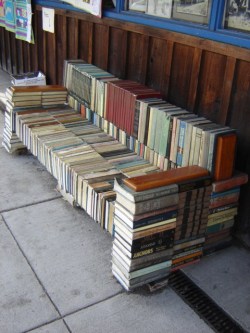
[3,80,248,291]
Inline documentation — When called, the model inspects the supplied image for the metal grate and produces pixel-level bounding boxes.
[169,270,247,333]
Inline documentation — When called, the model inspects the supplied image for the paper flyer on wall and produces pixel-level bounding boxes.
[0,0,5,27]
[42,7,55,33]
[15,0,33,43]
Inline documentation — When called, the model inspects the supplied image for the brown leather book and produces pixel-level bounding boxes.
[123,165,210,192]
[9,85,67,93]
[213,133,237,181]
[212,171,248,193]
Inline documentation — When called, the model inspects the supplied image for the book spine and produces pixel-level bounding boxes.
[172,251,203,265]
[131,243,172,259]
[206,219,234,234]
[192,127,202,165]
[210,187,240,198]
[209,202,238,214]
[158,113,170,157]
[171,258,200,271]
[165,117,173,159]
[208,206,237,218]
[169,116,178,162]
[172,118,181,164]
[147,107,157,149]
[154,109,164,154]
[209,194,240,208]
[128,229,175,252]
[207,213,236,226]
[132,193,179,215]
[212,172,248,193]
[181,122,193,167]
[133,185,178,202]
[178,176,212,193]
[176,120,186,166]
[132,210,178,229]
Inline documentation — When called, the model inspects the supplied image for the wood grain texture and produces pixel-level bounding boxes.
[36,10,46,75]
[67,17,79,59]
[23,38,31,73]
[46,31,56,84]
[165,40,174,100]
[93,23,109,70]
[195,51,227,122]
[126,33,149,84]
[30,10,39,72]
[228,60,250,170]
[78,21,92,63]
[187,48,202,112]
[218,57,236,125]
[16,39,24,74]
[108,27,127,78]
[56,15,67,85]
[5,31,12,73]
[33,5,250,62]
[10,33,17,75]
[168,43,194,108]
[146,37,169,96]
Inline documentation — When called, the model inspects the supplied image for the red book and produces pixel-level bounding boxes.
[213,133,237,181]
[80,104,86,118]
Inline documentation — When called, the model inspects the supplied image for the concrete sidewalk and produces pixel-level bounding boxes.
[0,69,249,333]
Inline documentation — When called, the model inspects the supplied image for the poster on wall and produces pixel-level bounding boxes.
[172,0,211,24]
[0,0,33,43]
[0,0,5,27]
[4,0,15,31]
[129,0,147,12]
[146,0,172,18]
[64,0,102,17]
[15,0,33,43]
[224,0,250,33]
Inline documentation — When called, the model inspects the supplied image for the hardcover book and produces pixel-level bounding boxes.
[123,165,210,192]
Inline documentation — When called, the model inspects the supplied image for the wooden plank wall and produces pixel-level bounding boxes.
[0,6,250,238]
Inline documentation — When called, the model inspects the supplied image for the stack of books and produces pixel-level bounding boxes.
[41,89,68,106]
[2,85,68,153]
[6,85,68,107]
[5,86,42,108]
[205,171,248,254]
[111,166,213,290]
[112,178,178,291]
[172,176,212,271]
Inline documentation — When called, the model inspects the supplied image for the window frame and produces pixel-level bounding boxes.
[34,0,250,49]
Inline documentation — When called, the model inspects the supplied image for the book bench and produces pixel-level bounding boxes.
[3,79,248,291]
